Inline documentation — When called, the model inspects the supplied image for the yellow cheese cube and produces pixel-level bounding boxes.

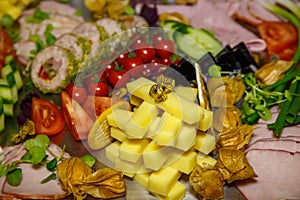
[123,172,135,178]
[148,167,181,196]
[105,141,121,163]
[154,181,186,200]
[196,153,217,168]
[154,112,182,146]
[126,77,205,125]
[145,117,161,139]
[124,101,159,138]
[119,139,150,163]
[115,157,143,173]
[198,109,213,131]
[142,140,172,170]
[175,124,197,151]
[170,151,197,174]
[194,132,216,154]
[133,172,150,189]
[107,109,133,129]
[175,86,198,102]
[110,127,127,142]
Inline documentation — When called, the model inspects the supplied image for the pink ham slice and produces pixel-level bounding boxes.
[236,149,300,200]
[210,0,280,25]
[1,143,70,199]
[156,0,260,47]
[246,138,300,152]
[249,107,300,145]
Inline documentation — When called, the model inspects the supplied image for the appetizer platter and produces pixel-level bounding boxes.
[0,0,300,199]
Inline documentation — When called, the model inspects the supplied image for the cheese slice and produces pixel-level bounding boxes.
[194,131,216,154]
[145,117,161,139]
[142,140,172,170]
[154,112,182,146]
[107,109,133,129]
[174,124,197,151]
[148,167,181,197]
[198,109,213,131]
[124,101,159,138]
[119,139,150,163]
[175,86,198,102]
[126,77,205,125]
[105,141,121,163]
[196,153,217,168]
[134,172,150,189]
[110,127,127,142]
[154,181,186,200]
[115,157,143,173]
[170,151,197,174]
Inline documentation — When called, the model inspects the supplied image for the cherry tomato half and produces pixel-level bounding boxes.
[60,91,93,140]
[31,98,65,136]
[65,82,87,105]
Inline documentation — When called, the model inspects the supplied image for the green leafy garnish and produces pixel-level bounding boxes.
[74,8,83,17]
[6,168,22,187]
[1,14,14,27]
[44,24,56,46]
[41,173,56,184]
[25,134,50,150]
[25,8,50,24]
[81,154,96,168]
[46,158,57,172]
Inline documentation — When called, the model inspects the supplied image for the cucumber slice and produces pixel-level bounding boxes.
[0,79,18,105]
[174,27,223,60]
[0,113,4,132]
[0,95,4,132]
[9,62,23,90]
[3,104,14,117]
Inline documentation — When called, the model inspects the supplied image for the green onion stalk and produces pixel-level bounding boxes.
[257,0,300,136]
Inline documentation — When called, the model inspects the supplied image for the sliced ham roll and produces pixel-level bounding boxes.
[15,1,84,65]
[236,149,300,200]
[31,46,76,93]
[72,23,108,57]
[96,18,123,36]
[55,33,91,62]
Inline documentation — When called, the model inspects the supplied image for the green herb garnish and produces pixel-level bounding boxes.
[1,14,14,27]
[74,8,83,17]
[25,8,50,24]
[0,135,65,186]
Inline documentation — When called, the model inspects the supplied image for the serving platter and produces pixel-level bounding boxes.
[2,0,297,199]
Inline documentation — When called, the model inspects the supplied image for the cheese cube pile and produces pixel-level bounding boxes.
[103,77,216,199]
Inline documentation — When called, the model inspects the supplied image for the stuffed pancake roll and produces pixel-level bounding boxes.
[31,46,76,94]
[55,33,91,63]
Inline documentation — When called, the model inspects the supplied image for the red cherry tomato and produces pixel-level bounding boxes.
[60,91,93,140]
[88,81,109,97]
[159,57,172,66]
[115,52,129,66]
[123,57,144,73]
[154,39,175,58]
[135,47,156,63]
[108,70,129,88]
[65,82,87,104]
[152,33,164,44]
[130,34,147,49]
[31,98,65,136]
